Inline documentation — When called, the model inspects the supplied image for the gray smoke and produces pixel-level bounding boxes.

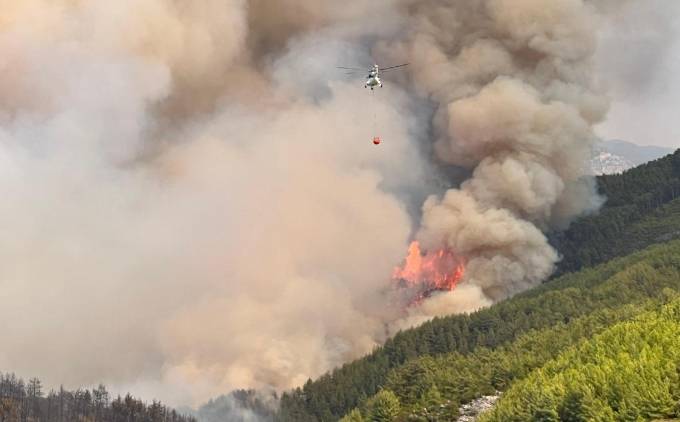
[0,0,631,408]
[186,390,276,422]
[376,0,612,327]
[0,0,418,406]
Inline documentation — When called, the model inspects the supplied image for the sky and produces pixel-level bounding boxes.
[596,0,680,148]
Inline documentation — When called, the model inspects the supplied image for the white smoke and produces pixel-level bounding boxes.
[0,0,419,406]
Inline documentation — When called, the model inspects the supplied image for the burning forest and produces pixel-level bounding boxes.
[0,0,649,411]
[393,242,466,305]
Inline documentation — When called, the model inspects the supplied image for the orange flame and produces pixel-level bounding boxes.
[392,241,465,301]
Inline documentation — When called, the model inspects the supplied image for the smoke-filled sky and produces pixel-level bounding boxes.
[595,0,680,148]
[0,0,677,409]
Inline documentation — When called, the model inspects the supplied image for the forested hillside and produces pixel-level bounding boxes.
[481,298,680,421]
[0,374,196,422]
[340,239,680,420]
[277,240,680,421]
[347,303,651,421]
[276,151,680,422]
[553,149,680,274]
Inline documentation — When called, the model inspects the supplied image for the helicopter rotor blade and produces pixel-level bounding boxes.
[337,66,365,71]
[380,63,409,72]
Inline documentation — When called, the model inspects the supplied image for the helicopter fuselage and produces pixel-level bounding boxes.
[365,76,381,89]
[365,69,382,90]
[338,63,406,90]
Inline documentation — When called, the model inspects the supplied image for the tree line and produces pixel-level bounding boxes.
[553,148,680,274]
[0,374,196,422]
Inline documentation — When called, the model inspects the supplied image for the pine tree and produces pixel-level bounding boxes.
[531,408,559,422]
[367,390,400,422]
[339,408,365,422]
[558,391,588,422]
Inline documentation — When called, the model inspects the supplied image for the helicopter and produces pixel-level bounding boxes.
[337,63,409,90]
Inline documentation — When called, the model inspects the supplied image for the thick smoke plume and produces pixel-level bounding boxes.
[384,0,610,326]
[0,0,615,408]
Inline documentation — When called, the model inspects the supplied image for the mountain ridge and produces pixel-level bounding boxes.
[591,140,673,175]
